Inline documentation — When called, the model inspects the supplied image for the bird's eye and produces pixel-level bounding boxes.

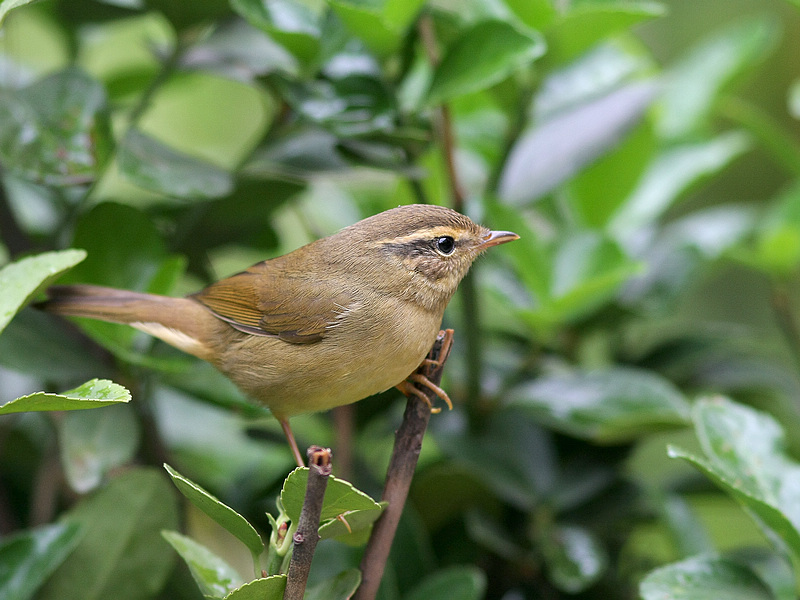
[434,236,456,256]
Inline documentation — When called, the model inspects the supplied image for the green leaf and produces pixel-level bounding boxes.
[39,468,179,600]
[790,79,800,119]
[508,367,690,443]
[223,575,287,600]
[304,568,361,600]
[539,524,607,593]
[230,0,321,65]
[0,249,86,335]
[640,554,774,600]
[318,503,387,543]
[0,379,131,415]
[657,16,779,140]
[404,566,487,600]
[426,20,546,105]
[164,464,265,556]
[546,1,666,63]
[609,132,752,239]
[0,522,83,600]
[280,468,383,540]
[0,68,111,186]
[330,0,425,56]
[0,0,39,26]
[117,129,233,199]
[161,531,243,599]
[498,81,657,203]
[60,404,140,494]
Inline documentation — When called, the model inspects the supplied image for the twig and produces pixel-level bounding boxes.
[284,446,332,600]
[355,329,454,600]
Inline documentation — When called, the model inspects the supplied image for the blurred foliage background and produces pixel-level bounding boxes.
[2,0,800,598]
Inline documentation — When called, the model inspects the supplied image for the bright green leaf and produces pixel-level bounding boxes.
[427,20,546,105]
[405,566,487,600]
[0,522,83,600]
[223,575,287,600]
[60,404,140,494]
[0,249,86,335]
[539,524,607,593]
[0,0,39,26]
[658,16,779,140]
[164,464,265,556]
[640,554,774,600]
[508,367,690,443]
[39,469,178,600]
[498,81,657,204]
[117,129,233,200]
[330,0,425,56]
[609,132,752,239]
[161,531,243,599]
[0,379,131,415]
[304,568,361,600]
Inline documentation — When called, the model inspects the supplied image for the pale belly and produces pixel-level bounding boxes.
[214,299,443,419]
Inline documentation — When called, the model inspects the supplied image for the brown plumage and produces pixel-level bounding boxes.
[41,204,518,466]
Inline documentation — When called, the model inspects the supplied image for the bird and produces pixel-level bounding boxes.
[40,204,519,466]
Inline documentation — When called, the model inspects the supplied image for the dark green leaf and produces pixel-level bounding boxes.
[539,523,607,593]
[404,566,487,600]
[0,249,86,335]
[117,129,233,199]
[39,469,179,600]
[164,464,264,556]
[427,20,546,105]
[0,379,130,415]
[161,531,243,598]
[508,367,690,443]
[60,404,140,493]
[640,554,774,600]
[0,68,111,186]
[0,522,83,600]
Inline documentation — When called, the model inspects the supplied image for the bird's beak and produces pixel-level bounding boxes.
[478,230,520,249]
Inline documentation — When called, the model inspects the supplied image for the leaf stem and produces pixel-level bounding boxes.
[355,329,454,600]
[283,446,332,600]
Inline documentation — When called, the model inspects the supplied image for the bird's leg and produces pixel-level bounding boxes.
[280,418,305,468]
[396,329,455,413]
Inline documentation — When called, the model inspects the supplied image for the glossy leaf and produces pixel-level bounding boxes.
[0,68,111,186]
[39,469,178,600]
[0,379,131,415]
[640,554,774,600]
[546,0,665,63]
[330,0,425,56]
[658,16,779,140]
[508,367,690,443]
[230,0,321,65]
[304,568,361,600]
[60,404,140,493]
[609,131,752,240]
[427,20,546,105]
[117,129,233,200]
[499,80,657,203]
[0,249,86,335]
[161,531,243,598]
[164,464,264,556]
[223,576,286,600]
[0,522,83,600]
[540,523,607,593]
[404,566,487,600]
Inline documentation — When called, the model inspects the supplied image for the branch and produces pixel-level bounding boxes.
[355,329,454,600]
[283,446,332,600]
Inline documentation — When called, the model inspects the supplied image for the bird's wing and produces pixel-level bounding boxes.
[191,262,352,344]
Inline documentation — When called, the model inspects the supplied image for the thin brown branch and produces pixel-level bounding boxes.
[284,446,332,600]
[355,329,454,600]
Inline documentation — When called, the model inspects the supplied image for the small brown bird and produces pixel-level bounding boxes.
[41,204,518,466]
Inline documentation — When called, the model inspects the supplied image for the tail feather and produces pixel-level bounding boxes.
[40,284,217,360]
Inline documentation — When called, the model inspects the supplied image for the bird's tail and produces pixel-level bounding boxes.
[39,284,216,360]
